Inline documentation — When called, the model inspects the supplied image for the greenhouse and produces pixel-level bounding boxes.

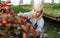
[0,0,60,38]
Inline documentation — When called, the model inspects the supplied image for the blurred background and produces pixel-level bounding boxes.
[0,0,60,38]
[0,0,60,5]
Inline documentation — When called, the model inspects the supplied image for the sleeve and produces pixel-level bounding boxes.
[17,12,31,17]
[36,18,44,32]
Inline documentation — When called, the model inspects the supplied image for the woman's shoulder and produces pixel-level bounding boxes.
[37,17,44,23]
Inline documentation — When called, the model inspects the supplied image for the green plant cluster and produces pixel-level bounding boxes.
[10,5,32,14]
[43,3,60,9]
[10,4,60,16]
[44,8,60,16]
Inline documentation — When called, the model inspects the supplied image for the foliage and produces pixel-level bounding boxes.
[43,3,60,9]
[10,4,60,17]
[10,5,32,13]
[44,8,60,16]
[0,2,37,38]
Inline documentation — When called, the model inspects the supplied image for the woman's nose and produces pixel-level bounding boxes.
[34,12,36,13]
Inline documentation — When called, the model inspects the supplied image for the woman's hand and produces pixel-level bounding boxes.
[34,30,40,36]
[17,12,21,16]
[36,30,40,36]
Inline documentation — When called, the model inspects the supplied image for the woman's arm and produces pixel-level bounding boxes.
[17,12,31,17]
[35,18,44,35]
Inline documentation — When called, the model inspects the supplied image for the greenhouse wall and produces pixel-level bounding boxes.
[0,0,60,5]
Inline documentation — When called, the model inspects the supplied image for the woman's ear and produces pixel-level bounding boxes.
[41,10,43,14]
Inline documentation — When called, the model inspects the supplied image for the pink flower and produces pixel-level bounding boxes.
[21,25,27,31]
[30,26,34,31]
[22,32,27,38]
[18,19,22,23]
[4,6,9,10]
[13,24,17,28]
[2,1,8,6]
[0,4,2,7]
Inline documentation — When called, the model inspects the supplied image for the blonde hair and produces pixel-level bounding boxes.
[31,4,44,19]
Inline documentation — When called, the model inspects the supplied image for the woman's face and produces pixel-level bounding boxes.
[31,7,42,17]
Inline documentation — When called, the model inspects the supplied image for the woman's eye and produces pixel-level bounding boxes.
[36,11,40,13]
[37,12,39,13]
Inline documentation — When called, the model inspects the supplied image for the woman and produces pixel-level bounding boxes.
[17,4,44,38]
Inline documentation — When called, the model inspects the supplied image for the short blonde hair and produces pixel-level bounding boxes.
[33,4,43,11]
[31,4,44,19]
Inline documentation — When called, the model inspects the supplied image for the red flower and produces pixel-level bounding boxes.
[4,6,9,10]
[10,17,14,22]
[2,17,6,20]
[21,25,27,31]
[11,10,14,15]
[6,10,10,13]
[0,4,2,7]
[22,19,27,23]
[22,32,27,38]
[23,17,27,19]
[5,22,10,26]
[1,13,5,18]
[15,19,18,23]
[18,19,22,23]
[30,26,34,31]
[6,13,10,16]
[2,1,8,6]
[2,20,7,25]
[2,17,10,26]
[13,24,16,28]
